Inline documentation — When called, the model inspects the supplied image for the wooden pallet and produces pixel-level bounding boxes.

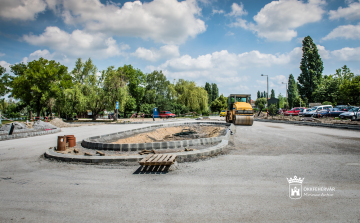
[139,154,177,166]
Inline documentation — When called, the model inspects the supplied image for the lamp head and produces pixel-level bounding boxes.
[261,74,264,76]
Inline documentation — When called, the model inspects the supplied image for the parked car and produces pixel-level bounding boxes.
[304,105,333,117]
[329,108,346,117]
[159,111,176,118]
[284,107,305,116]
[298,108,310,116]
[312,109,331,118]
[335,105,353,111]
[339,107,360,120]
[220,110,226,117]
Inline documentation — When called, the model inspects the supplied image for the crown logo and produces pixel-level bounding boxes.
[287,176,304,184]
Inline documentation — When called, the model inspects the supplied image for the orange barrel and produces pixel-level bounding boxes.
[65,135,76,147]
[57,136,67,151]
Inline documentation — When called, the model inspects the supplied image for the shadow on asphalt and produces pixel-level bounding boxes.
[133,165,170,174]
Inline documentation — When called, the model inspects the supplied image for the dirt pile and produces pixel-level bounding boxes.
[111,125,225,144]
[50,118,76,128]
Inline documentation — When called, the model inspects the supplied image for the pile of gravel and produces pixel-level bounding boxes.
[0,122,28,131]
[33,120,57,130]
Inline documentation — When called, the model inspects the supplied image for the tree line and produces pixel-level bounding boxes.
[0,58,220,120]
[256,35,359,109]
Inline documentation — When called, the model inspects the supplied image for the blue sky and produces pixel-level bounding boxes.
[1,0,360,99]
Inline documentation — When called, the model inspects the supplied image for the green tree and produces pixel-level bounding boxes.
[257,91,260,99]
[122,65,145,114]
[124,96,136,117]
[3,100,21,119]
[270,89,275,98]
[210,94,227,113]
[278,93,286,109]
[263,91,266,99]
[143,70,172,113]
[140,103,156,115]
[204,82,212,104]
[0,66,10,98]
[10,58,72,117]
[175,79,208,113]
[211,83,219,102]
[340,75,360,105]
[297,36,323,103]
[103,66,128,120]
[288,74,298,109]
[255,98,267,111]
[268,104,277,116]
[260,92,264,98]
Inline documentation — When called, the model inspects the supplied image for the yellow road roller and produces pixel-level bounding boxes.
[225,94,254,126]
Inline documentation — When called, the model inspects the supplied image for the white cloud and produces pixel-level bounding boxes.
[21,49,55,64]
[0,0,46,20]
[331,47,360,61]
[270,75,287,84]
[212,9,224,15]
[0,61,11,73]
[322,23,360,40]
[317,44,330,59]
[329,1,360,20]
[60,0,206,44]
[152,47,301,83]
[0,53,5,57]
[232,0,326,41]
[227,3,247,17]
[132,45,179,62]
[23,26,128,58]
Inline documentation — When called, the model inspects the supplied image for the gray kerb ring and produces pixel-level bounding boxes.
[44,122,235,163]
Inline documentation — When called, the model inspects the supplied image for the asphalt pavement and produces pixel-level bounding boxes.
[0,120,359,222]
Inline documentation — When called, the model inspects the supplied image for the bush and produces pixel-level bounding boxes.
[202,111,209,116]
[268,104,277,116]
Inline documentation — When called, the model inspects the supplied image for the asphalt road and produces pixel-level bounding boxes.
[0,120,359,223]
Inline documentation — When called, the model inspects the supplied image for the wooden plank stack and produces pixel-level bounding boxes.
[139,154,177,166]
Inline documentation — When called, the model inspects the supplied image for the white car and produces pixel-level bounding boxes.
[339,107,360,121]
[304,105,333,117]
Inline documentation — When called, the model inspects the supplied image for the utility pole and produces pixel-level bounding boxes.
[261,74,268,107]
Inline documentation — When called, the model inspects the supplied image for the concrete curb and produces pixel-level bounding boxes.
[81,122,234,151]
[255,118,360,131]
[0,128,61,141]
[44,139,230,163]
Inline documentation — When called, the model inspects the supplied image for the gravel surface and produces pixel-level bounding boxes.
[0,119,359,222]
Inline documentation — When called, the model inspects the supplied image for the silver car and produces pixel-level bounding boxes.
[339,107,360,120]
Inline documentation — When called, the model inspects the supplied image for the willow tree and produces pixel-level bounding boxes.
[175,79,208,113]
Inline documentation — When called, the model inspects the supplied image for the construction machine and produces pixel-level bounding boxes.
[225,94,254,126]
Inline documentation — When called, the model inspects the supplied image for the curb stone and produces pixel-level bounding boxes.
[44,139,230,163]
[255,118,360,131]
[81,122,234,151]
[0,128,61,141]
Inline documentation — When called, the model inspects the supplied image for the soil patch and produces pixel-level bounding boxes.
[111,125,226,144]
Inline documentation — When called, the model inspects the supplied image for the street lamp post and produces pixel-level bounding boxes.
[282,82,288,109]
[261,74,268,107]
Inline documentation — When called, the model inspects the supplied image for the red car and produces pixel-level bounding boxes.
[284,107,306,116]
[159,111,176,118]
